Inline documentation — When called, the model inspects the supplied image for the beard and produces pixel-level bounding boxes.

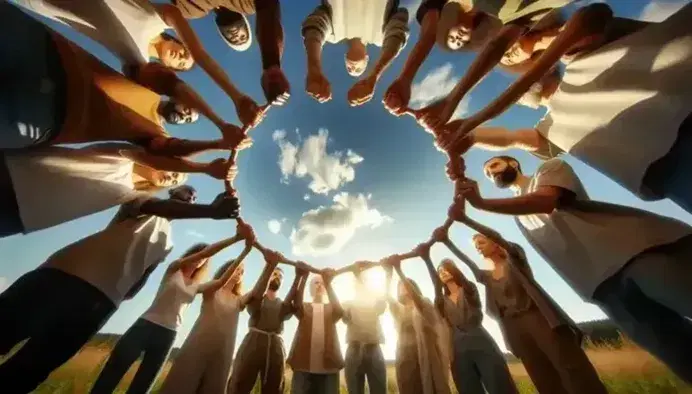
[268,279,281,291]
[492,166,518,189]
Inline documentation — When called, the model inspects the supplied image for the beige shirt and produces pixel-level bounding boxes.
[343,299,386,344]
[172,0,255,19]
[142,270,198,331]
[535,3,692,199]
[309,303,327,373]
[42,196,173,304]
[516,159,691,298]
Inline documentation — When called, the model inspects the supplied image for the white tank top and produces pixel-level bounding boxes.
[142,270,198,331]
[14,0,169,66]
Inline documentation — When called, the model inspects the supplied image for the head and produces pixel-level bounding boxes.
[345,38,368,77]
[397,278,422,305]
[267,267,284,292]
[214,259,244,296]
[156,33,194,71]
[168,185,196,203]
[179,243,211,282]
[472,234,508,266]
[436,3,502,52]
[215,7,252,51]
[437,259,469,295]
[133,167,188,192]
[483,156,522,189]
[309,275,326,301]
[159,100,199,125]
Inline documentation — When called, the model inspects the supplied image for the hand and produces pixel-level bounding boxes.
[321,268,336,284]
[305,71,332,103]
[262,249,283,267]
[445,155,466,182]
[418,99,454,133]
[381,255,402,271]
[447,200,467,222]
[414,242,432,260]
[236,221,256,243]
[219,123,252,150]
[261,66,291,106]
[206,158,233,180]
[431,226,449,243]
[456,179,483,208]
[347,76,377,107]
[295,261,310,277]
[235,95,265,129]
[382,77,412,116]
[225,164,238,184]
[435,120,475,155]
[211,193,240,219]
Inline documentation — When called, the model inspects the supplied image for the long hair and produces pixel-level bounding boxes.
[214,259,243,296]
[178,243,211,283]
[398,278,422,304]
[471,233,509,261]
[437,259,472,295]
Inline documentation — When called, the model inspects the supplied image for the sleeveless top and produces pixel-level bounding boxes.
[142,270,197,330]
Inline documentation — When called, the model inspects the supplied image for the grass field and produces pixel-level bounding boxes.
[5,337,691,393]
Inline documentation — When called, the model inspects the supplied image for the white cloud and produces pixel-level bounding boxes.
[410,63,470,119]
[0,277,8,294]
[268,219,283,234]
[186,229,204,238]
[639,0,687,22]
[303,194,311,201]
[289,193,392,257]
[273,129,364,195]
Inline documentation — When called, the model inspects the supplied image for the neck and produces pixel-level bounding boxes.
[265,290,278,300]
[487,255,506,271]
[510,174,531,194]
[148,36,162,59]
[313,295,325,304]
[446,281,461,296]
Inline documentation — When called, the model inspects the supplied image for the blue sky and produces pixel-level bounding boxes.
[2,0,691,359]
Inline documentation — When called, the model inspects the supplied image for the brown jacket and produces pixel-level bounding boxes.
[287,303,344,372]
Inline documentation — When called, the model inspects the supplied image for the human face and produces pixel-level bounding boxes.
[220,24,250,49]
[161,102,199,125]
[447,25,472,50]
[473,235,496,257]
[229,262,245,284]
[169,185,196,203]
[345,40,368,77]
[483,158,518,189]
[158,39,194,71]
[268,268,283,291]
[438,265,453,284]
[345,57,368,77]
[311,276,325,298]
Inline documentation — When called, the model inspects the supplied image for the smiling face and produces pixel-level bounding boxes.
[483,157,521,189]
[157,35,194,71]
[268,268,283,292]
[472,234,496,257]
[215,9,252,51]
[310,276,325,299]
[160,101,199,125]
[168,185,196,203]
[345,39,368,77]
[438,265,453,284]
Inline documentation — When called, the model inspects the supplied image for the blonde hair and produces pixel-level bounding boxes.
[214,259,243,296]
[472,233,509,260]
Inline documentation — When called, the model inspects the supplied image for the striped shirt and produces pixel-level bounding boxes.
[172,0,255,19]
[302,0,409,54]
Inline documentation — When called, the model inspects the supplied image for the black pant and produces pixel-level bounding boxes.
[0,268,116,394]
[91,318,176,394]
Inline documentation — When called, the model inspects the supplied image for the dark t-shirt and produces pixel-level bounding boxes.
[416,0,447,25]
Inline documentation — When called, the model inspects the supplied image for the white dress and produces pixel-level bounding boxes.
[159,290,242,394]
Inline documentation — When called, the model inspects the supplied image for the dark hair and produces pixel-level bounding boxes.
[182,243,208,258]
[158,33,194,71]
[168,185,196,199]
[214,7,252,50]
[484,155,522,173]
[437,259,472,294]
[214,259,243,296]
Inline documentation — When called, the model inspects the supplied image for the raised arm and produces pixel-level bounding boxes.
[138,192,239,220]
[302,5,331,103]
[281,263,309,318]
[197,245,252,295]
[293,271,308,319]
[256,0,290,105]
[322,268,343,319]
[245,250,281,304]
[167,234,242,276]
[145,137,234,159]
[119,148,228,180]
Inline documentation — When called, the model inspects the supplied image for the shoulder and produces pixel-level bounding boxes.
[416,0,447,26]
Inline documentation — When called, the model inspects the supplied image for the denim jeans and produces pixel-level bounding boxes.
[344,343,387,394]
[593,235,692,384]
[290,371,340,394]
[90,318,176,394]
[0,3,66,150]
[0,268,116,394]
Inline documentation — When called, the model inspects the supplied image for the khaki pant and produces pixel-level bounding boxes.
[503,309,607,394]
[227,331,286,394]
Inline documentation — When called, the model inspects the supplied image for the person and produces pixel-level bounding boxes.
[160,229,284,394]
[165,0,290,107]
[301,0,409,106]
[90,242,214,393]
[0,143,235,238]
[226,254,304,394]
[0,186,240,394]
[381,0,573,117]
[434,259,517,394]
[288,269,344,394]
[12,0,270,127]
[341,263,388,394]
[455,155,692,383]
[1,3,250,151]
[443,3,692,214]
[442,212,607,393]
[384,256,451,394]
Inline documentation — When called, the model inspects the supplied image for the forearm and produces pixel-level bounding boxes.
[394,268,426,311]
[421,255,444,298]
[172,82,226,128]
[147,137,224,158]
[173,235,241,272]
[127,151,209,174]
[256,0,283,69]
[304,37,324,74]
[139,200,222,220]
[442,240,484,281]
[448,26,523,106]
[476,194,557,215]
[399,12,438,81]
[249,262,276,300]
[284,275,302,305]
[325,283,343,315]
[471,127,516,150]
[369,45,398,81]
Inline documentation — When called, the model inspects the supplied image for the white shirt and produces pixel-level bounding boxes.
[343,299,385,344]
[142,270,197,331]
[14,0,169,66]
[535,4,692,199]
[309,303,327,373]
[42,196,174,304]
[516,159,691,298]
[4,143,142,234]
